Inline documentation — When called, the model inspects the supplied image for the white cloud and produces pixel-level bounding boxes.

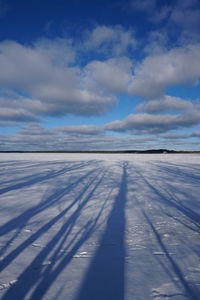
[136,95,198,114]
[1,121,200,151]
[0,107,39,122]
[83,25,137,56]
[161,130,200,140]
[57,125,103,135]
[0,39,116,118]
[83,57,132,94]
[1,26,200,131]
[0,123,158,151]
[0,96,40,123]
[0,121,19,127]
[143,31,169,55]
[105,111,200,135]
[128,44,200,99]
[83,42,200,102]
[18,123,58,136]
[161,133,191,140]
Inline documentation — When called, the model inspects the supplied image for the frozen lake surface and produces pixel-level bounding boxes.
[0,153,199,300]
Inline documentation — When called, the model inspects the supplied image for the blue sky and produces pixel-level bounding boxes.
[0,0,200,151]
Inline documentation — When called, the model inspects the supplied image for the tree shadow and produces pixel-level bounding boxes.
[0,163,100,238]
[129,162,200,299]
[0,160,68,184]
[75,161,128,300]
[1,158,199,299]
[136,201,199,300]
[133,163,200,230]
[149,161,200,186]
[1,166,109,300]
[0,161,91,196]
[0,167,103,271]
[0,162,103,260]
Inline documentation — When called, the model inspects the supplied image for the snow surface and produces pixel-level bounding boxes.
[0,153,199,300]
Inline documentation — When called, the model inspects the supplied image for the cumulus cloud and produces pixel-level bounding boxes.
[0,107,39,122]
[1,27,200,125]
[1,22,200,142]
[161,133,191,140]
[128,44,200,99]
[3,124,63,151]
[82,43,200,101]
[83,57,132,94]
[161,130,200,140]
[18,123,58,136]
[143,30,170,55]
[83,25,137,56]
[0,38,116,118]
[0,96,40,124]
[0,123,158,151]
[136,95,198,114]
[0,121,19,127]
[1,121,200,151]
[105,111,200,135]
[56,125,103,135]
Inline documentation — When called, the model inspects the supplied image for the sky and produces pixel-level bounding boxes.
[0,0,200,151]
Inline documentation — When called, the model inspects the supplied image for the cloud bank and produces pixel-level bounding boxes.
[1,16,200,150]
[105,111,200,135]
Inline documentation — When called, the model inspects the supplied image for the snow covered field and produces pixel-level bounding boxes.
[0,153,199,300]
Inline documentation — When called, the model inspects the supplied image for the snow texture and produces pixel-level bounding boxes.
[0,153,199,300]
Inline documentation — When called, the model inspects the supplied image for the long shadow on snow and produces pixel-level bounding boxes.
[0,161,78,184]
[0,161,91,196]
[148,161,200,214]
[0,167,102,264]
[0,163,100,238]
[1,169,108,300]
[0,164,102,258]
[0,167,104,271]
[133,164,200,229]
[128,163,199,299]
[135,197,199,300]
[149,161,200,186]
[75,161,128,300]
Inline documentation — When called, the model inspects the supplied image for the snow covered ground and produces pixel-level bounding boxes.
[0,153,199,300]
